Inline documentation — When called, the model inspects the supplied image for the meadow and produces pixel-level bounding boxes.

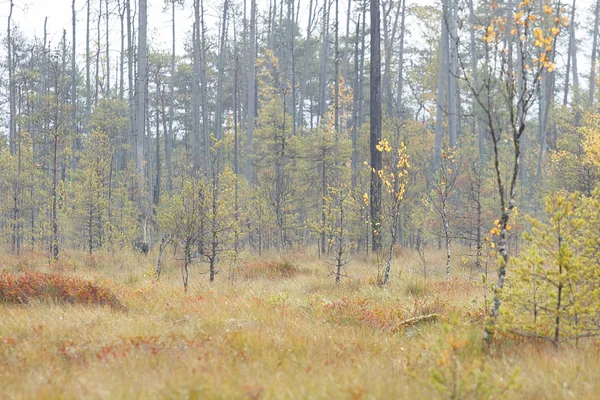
[0,248,598,399]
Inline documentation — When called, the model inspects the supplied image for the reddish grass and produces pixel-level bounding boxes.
[0,270,123,309]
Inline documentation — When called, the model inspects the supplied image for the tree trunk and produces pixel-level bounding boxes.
[395,0,406,118]
[468,0,484,160]
[192,2,202,169]
[590,0,600,106]
[127,0,135,164]
[247,0,257,182]
[370,0,382,252]
[535,39,556,186]
[156,236,171,278]
[298,0,315,130]
[200,0,210,168]
[166,0,175,192]
[334,0,339,134]
[95,0,102,104]
[342,0,352,79]
[214,0,229,142]
[447,0,458,148]
[119,0,125,100]
[136,0,148,176]
[52,129,59,259]
[318,0,330,123]
[183,242,190,292]
[289,0,297,138]
[358,1,366,129]
[154,106,161,206]
[382,0,401,117]
[234,49,240,253]
[106,0,111,96]
[87,0,92,118]
[7,0,15,155]
[444,211,451,281]
[71,0,78,160]
[433,0,449,171]
[564,0,578,106]
[351,16,361,188]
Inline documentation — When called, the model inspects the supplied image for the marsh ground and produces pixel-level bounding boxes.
[0,248,598,399]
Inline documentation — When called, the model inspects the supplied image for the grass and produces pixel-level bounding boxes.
[0,247,598,399]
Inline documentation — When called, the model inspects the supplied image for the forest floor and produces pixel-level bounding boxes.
[0,247,598,399]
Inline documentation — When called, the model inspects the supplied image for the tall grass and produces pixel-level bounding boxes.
[0,247,598,399]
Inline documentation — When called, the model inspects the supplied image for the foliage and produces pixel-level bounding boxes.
[156,172,206,290]
[500,193,600,345]
[311,183,361,282]
[69,131,112,253]
[366,138,411,284]
[547,109,599,196]
[429,321,521,399]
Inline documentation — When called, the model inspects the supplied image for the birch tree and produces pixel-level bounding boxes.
[463,2,568,342]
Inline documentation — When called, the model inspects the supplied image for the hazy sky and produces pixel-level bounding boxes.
[0,0,192,55]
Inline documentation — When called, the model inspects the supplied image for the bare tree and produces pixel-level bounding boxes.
[457,5,566,342]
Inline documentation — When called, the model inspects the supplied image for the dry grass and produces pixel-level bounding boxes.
[0,247,598,399]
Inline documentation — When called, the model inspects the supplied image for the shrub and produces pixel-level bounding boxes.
[0,270,123,309]
[499,193,600,346]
